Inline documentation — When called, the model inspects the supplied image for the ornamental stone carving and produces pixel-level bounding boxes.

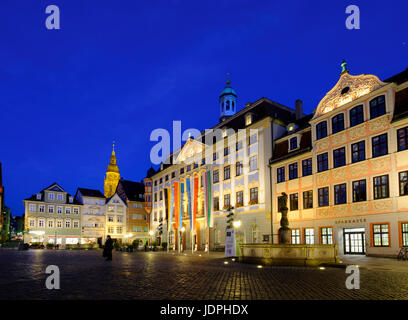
[350,202,368,214]
[373,199,392,211]
[316,172,330,185]
[333,205,348,216]
[349,125,366,141]
[313,72,386,119]
[331,132,347,146]
[332,167,347,181]
[315,139,329,153]
[317,208,330,217]
[350,162,368,177]
[368,116,389,133]
[370,157,391,172]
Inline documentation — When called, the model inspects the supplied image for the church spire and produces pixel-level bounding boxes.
[104,141,120,198]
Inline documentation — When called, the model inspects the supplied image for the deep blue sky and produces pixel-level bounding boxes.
[0,0,407,215]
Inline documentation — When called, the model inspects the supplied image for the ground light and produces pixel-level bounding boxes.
[257,265,263,269]
[224,261,229,265]
[231,258,235,262]
[319,267,326,270]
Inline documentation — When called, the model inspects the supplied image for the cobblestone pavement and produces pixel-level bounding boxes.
[1,249,408,300]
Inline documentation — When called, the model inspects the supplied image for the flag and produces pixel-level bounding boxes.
[179,182,184,230]
[186,177,192,231]
[168,187,174,232]
[193,176,198,233]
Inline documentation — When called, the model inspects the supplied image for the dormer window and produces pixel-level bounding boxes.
[289,137,298,150]
[245,113,253,126]
[69,196,73,203]
[36,193,41,200]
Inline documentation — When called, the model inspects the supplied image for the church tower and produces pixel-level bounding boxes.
[219,74,237,122]
[104,143,120,198]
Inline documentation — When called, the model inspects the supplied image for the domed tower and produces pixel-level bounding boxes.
[104,142,120,198]
[219,73,237,122]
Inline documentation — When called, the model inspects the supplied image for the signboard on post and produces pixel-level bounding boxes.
[225,228,236,257]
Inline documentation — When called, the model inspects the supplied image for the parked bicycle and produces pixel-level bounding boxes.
[397,247,408,260]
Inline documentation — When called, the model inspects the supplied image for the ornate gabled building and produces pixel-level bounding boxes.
[23,182,82,245]
[146,77,301,250]
[270,63,408,257]
[104,143,120,198]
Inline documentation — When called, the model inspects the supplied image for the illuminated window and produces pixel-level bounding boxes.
[304,229,314,244]
[373,224,389,247]
[29,204,36,212]
[291,229,301,244]
[48,220,54,228]
[320,227,333,244]
[401,223,408,247]
[236,162,243,176]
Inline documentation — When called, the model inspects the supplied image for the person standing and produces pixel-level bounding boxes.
[103,235,114,261]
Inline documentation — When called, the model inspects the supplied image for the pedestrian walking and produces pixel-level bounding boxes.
[103,235,114,261]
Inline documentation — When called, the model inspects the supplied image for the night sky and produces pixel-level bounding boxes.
[0,0,407,216]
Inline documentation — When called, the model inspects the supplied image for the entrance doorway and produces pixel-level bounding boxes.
[343,228,366,254]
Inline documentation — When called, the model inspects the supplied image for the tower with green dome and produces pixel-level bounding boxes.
[219,73,237,122]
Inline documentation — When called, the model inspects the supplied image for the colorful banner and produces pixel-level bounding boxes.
[174,182,179,230]
[179,182,184,230]
[193,176,198,233]
[168,186,174,232]
[186,177,192,231]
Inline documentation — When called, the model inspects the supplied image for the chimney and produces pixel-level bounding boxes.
[295,99,303,120]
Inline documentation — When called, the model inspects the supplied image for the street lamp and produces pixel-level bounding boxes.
[233,220,242,228]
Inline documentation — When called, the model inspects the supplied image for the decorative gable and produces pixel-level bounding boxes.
[175,138,206,164]
[313,72,386,119]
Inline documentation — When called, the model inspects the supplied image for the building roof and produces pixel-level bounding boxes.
[384,67,408,85]
[24,182,81,204]
[116,179,145,202]
[76,188,105,199]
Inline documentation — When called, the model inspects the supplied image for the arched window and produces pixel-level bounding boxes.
[226,100,230,110]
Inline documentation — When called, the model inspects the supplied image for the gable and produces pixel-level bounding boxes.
[175,138,206,163]
[313,72,386,119]
[45,183,65,193]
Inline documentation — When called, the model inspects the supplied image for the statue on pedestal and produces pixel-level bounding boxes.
[278,192,291,244]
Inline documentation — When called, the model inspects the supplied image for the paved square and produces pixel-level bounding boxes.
[1,249,408,300]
